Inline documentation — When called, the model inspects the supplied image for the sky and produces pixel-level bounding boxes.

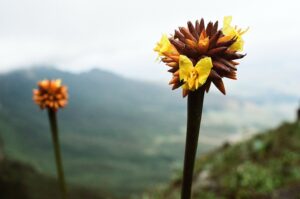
[0,0,299,96]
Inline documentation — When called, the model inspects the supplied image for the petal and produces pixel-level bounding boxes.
[154,34,168,54]
[160,34,171,52]
[54,79,62,87]
[153,44,161,52]
[229,37,244,51]
[217,35,234,43]
[179,55,193,81]
[198,37,209,52]
[195,57,213,85]
[195,78,199,90]
[222,16,247,52]
[188,78,195,90]
[154,34,178,57]
[239,27,249,36]
[222,16,232,34]
[182,83,188,90]
[39,79,49,89]
[223,16,237,36]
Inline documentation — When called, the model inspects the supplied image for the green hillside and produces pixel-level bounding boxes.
[145,122,300,199]
[0,157,111,199]
[0,67,297,198]
[0,67,187,197]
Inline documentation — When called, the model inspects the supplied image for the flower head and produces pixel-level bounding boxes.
[33,79,68,111]
[154,17,247,97]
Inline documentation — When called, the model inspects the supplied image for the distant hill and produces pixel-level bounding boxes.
[146,122,300,199]
[0,67,297,198]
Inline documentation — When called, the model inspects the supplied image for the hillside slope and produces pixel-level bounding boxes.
[0,135,110,199]
[0,67,297,198]
[0,67,187,197]
[0,67,253,197]
[146,122,300,199]
[0,158,112,199]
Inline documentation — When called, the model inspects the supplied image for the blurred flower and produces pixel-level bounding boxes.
[33,79,68,111]
[33,79,69,198]
[154,17,247,96]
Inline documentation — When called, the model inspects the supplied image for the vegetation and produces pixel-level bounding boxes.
[0,157,111,199]
[0,68,187,197]
[0,68,297,198]
[145,122,300,199]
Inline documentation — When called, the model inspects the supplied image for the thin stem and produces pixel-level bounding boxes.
[48,109,68,199]
[181,87,205,199]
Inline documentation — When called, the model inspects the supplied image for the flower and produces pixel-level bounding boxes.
[33,79,68,111]
[222,16,248,52]
[154,34,179,57]
[179,56,213,91]
[154,17,247,97]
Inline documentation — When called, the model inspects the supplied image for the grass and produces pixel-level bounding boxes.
[144,122,300,199]
[0,158,110,199]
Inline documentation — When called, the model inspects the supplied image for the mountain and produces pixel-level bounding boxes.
[0,67,297,198]
[145,122,300,199]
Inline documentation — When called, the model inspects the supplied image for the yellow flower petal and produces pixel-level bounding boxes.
[54,79,62,87]
[154,34,178,57]
[182,83,188,90]
[195,78,199,90]
[179,56,213,91]
[194,57,213,85]
[222,16,247,52]
[223,16,235,35]
[179,55,193,81]
[229,37,244,51]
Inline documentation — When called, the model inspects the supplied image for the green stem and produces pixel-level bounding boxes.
[48,109,68,199]
[181,87,205,199]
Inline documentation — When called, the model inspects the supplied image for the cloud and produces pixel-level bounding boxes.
[0,0,299,96]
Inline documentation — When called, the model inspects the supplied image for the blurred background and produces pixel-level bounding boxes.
[0,0,299,198]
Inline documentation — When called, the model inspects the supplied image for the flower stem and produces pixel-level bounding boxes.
[48,109,68,199]
[181,87,205,199]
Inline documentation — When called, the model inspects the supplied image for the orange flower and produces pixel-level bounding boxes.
[33,79,68,111]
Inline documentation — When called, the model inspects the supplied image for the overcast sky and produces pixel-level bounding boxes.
[0,0,299,96]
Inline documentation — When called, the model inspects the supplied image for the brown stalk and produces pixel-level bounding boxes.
[181,87,205,199]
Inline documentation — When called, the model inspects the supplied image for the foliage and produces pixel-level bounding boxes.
[0,158,109,199]
[146,122,300,199]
